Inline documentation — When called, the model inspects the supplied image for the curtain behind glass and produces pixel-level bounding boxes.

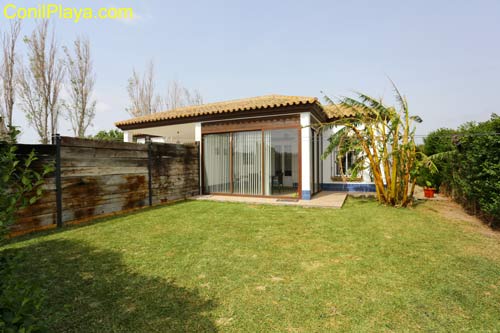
[264,131,272,195]
[203,133,230,193]
[233,131,262,195]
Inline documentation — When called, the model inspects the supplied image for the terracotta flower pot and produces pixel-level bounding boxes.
[423,188,435,198]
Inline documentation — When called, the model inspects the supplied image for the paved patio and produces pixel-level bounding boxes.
[194,191,348,208]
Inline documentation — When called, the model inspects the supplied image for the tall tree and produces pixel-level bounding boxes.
[63,37,96,137]
[163,79,203,110]
[126,61,203,116]
[0,20,21,129]
[18,21,64,144]
[126,60,161,117]
[322,83,434,207]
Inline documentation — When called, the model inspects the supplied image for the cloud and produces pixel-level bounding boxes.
[114,10,151,25]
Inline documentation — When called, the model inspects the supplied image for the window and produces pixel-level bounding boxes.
[331,149,357,178]
[284,145,292,176]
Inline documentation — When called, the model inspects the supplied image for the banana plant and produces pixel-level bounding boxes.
[321,82,434,207]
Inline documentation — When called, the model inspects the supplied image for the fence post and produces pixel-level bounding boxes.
[52,133,63,228]
[147,137,153,206]
[197,141,202,195]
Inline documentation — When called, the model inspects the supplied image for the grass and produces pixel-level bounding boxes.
[2,197,500,332]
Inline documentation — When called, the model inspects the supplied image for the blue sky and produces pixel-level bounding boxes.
[4,0,500,142]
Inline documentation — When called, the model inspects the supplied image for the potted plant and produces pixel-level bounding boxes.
[423,180,436,198]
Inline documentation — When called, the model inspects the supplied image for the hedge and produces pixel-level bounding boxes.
[423,114,500,226]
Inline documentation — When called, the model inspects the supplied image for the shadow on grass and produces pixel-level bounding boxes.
[2,239,217,332]
[9,200,191,244]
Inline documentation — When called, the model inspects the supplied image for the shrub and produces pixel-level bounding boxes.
[0,128,52,237]
[91,129,123,141]
[0,251,46,332]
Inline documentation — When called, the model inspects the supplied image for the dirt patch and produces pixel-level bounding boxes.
[421,197,500,239]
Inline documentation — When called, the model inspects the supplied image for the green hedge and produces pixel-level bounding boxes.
[424,114,500,226]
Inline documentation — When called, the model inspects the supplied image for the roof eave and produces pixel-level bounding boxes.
[116,102,327,131]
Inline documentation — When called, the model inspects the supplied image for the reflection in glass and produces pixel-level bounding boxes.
[264,129,299,196]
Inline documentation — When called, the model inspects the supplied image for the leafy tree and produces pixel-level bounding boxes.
[423,128,457,156]
[91,129,124,141]
[322,84,434,207]
[0,127,52,237]
[420,128,457,190]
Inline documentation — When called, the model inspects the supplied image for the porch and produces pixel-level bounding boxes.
[193,191,347,208]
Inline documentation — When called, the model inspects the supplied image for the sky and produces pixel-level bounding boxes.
[2,0,500,143]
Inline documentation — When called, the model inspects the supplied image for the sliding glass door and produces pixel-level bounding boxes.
[312,129,322,194]
[264,129,299,197]
[203,133,230,193]
[203,128,299,197]
[233,131,262,195]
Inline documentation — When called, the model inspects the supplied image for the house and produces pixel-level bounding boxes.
[115,95,375,200]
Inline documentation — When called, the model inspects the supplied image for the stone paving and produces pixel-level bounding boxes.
[194,191,348,208]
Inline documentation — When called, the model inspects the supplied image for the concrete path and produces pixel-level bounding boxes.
[194,191,347,208]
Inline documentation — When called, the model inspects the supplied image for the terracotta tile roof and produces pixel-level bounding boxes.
[115,94,319,128]
[322,104,361,119]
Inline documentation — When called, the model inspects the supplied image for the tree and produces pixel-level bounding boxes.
[126,60,161,117]
[0,116,8,140]
[163,79,203,110]
[420,128,457,189]
[126,61,204,117]
[322,84,434,207]
[0,20,21,130]
[92,129,123,141]
[63,37,96,137]
[18,21,65,144]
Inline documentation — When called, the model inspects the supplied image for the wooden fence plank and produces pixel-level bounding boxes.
[11,138,200,236]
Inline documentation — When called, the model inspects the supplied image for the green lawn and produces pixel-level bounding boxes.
[2,198,500,332]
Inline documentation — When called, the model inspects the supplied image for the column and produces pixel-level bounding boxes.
[300,113,312,200]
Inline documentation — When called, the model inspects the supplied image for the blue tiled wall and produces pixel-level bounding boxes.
[302,190,311,200]
[321,183,376,192]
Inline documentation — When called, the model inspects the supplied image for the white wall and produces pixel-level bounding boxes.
[126,123,197,144]
[123,131,132,143]
[321,126,372,184]
[300,113,311,198]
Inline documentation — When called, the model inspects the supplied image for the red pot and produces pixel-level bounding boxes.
[424,188,435,198]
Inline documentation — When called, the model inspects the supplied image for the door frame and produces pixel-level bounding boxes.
[201,126,302,199]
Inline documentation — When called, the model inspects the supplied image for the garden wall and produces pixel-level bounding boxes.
[12,137,200,236]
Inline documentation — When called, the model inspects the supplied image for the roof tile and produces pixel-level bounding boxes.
[115,94,355,128]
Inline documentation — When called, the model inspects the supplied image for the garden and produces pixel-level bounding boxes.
[1,199,500,332]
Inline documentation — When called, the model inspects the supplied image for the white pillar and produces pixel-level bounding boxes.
[300,113,312,199]
[194,122,202,142]
[194,122,202,194]
[123,131,132,143]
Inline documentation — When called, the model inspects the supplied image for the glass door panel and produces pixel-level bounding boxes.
[203,133,230,193]
[232,131,262,195]
[312,129,321,194]
[264,129,299,197]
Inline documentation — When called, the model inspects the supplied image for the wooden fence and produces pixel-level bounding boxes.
[12,136,200,236]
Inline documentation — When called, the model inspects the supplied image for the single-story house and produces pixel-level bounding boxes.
[115,95,375,200]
